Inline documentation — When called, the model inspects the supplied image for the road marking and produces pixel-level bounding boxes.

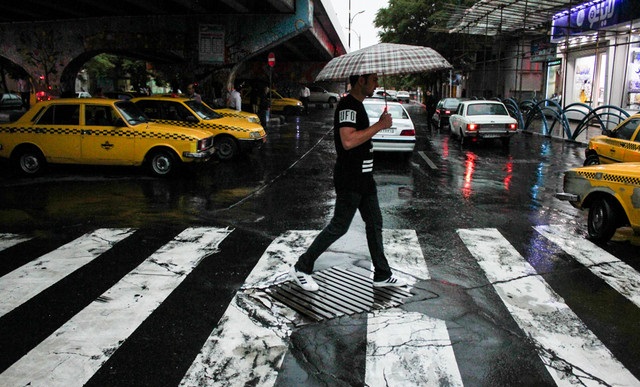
[457,228,639,386]
[0,227,232,387]
[535,224,640,308]
[182,227,457,386]
[366,309,463,386]
[365,229,461,386]
[418,151,438,170]
[0,228,134,318]
[0,233,31,252]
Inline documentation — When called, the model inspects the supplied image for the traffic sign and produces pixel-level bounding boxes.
[268,52,275,67]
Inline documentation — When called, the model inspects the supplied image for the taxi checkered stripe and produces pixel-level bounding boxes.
[151,119,254,133]
[579,171,640,186]
[1,126,198,142]
[1,127,82,135]
[603,138,640,151]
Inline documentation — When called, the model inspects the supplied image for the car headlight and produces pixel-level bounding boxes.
[249,131,263,139]
[247,117,260,123]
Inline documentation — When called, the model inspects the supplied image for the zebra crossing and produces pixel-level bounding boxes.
[0,224,638,386]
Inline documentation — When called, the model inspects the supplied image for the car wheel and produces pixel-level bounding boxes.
[147,149,178,177]
[583,154,600,166]
[458,130,465,145]
[13,146,46,176]
[328,97,337,104]
[215,136,238,161]
[588,197,620,242]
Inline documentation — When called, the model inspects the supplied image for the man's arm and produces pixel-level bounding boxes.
[339,112,392,150]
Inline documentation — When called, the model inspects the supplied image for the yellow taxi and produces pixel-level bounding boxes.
[555,162,640,242]
[584,114,640,165]
[241,86,303,115]
[0,98,215,177]
[132,96,266,160]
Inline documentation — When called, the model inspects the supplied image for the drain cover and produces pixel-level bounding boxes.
[265,266,411,322]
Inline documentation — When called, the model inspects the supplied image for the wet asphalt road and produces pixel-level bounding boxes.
[1,103,639,385]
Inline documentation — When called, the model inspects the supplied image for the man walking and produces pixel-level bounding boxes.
[289,73,407,292]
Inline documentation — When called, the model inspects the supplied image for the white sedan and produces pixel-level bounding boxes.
[363,99,416,155]
[449,100,518,146]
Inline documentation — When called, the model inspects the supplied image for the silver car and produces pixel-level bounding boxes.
[363,99,416,155]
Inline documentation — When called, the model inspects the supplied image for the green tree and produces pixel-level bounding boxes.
[375,0,484,91]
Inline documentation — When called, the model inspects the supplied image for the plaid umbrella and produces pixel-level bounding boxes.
[315,43,452,81]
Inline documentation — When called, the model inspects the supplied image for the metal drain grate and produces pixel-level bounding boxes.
[265,266,411,322]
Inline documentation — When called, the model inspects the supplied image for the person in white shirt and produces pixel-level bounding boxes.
[228,84,242,111]
[299,84,310,114]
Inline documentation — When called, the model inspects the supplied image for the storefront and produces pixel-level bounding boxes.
[548,0,640,114]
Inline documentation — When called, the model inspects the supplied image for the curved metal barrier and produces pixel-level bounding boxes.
[499,98,631,143]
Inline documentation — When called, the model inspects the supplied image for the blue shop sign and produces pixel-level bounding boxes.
[551,0,640,42]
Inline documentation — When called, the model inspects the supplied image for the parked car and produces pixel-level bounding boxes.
[0,98,215,177]
[363,99,416,155]
[309,86,340,104]
[132,96,266,160]
[555,162,640,242]
[0,93,23,109]
[583,114,640,166]
[449,100,518,146]
[396,91,411,103]
[76,91,91,98]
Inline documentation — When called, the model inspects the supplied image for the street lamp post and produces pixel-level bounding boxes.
[348,0,364,50]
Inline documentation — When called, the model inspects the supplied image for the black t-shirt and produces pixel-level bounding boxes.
[333,94,376,194]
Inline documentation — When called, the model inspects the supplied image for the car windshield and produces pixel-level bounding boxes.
[185,100,222,120]
[466,103,508,116]
[443,99,463,109]
[364,104,408,119]
[115,101,149,125]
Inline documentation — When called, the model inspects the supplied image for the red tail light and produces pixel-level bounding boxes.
[467,123,479,131]
[400,129,415,136]
[445,109,451,114]
[509,123,517,130]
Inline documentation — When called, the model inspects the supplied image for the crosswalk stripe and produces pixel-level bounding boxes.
[366,229,461,386]
[457,228,639,386]
[0,227,232,387]
[0,228,135,318]
[535,224,640,308]
[182,227,455,386]
[0,233,31,252]
[366,309,463,387]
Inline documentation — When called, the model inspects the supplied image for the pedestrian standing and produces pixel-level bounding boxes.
[17,78,30,109]
[289,73,407,292]
[186,83,202,103]
[424,90,437,131]
[228,84,242,111]
[258,86,271,127]
[299,84,310,114]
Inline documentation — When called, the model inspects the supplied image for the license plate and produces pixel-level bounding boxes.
[379,129,395,134]
[483,134,500,138]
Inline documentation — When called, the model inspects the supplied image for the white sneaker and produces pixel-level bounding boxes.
[289,267,319,292]
[373,275,407,288]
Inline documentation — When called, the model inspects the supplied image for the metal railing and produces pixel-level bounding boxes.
[500,98,631,143]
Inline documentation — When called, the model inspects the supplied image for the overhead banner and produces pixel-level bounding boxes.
[199,24,225,64]
[550,0,640,42]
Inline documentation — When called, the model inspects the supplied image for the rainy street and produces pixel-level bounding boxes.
[1,104,639,386]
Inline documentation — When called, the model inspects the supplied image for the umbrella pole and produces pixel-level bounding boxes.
[382,72,387,112]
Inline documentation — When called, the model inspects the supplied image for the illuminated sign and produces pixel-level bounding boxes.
[550,0,639,42]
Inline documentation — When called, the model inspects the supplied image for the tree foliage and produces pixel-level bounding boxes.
[374,0,485,91]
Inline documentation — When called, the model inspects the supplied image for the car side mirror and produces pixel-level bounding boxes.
[114,118,127,127]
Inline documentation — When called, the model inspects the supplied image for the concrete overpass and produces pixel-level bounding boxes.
[0,0,348,98]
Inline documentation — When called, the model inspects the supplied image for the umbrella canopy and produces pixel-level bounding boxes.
[315,43,452,82]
